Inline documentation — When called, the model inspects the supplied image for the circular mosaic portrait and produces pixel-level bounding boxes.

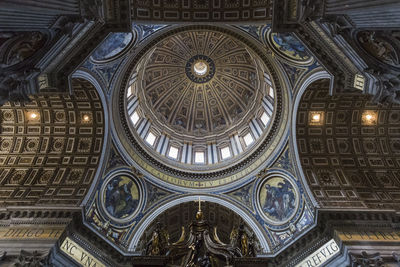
[258,176,299,225]
[267,30,312,65]
[91,32,134,62]
[102,174,140,220]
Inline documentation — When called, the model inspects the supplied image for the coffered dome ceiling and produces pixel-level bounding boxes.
[139,30,259,139]
[118,26,287,189]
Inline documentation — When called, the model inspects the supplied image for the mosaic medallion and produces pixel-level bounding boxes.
[258,176,298,225]
[103,174,140,220]
[185,55,215,83]
[92,32,135,62]
[266,30,312,65]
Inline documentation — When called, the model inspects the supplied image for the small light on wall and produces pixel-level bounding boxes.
[309,111,324,125]
[312,114,320,122]
[82,113,92,123]
[27,111,40,121]
[362,111,377,125]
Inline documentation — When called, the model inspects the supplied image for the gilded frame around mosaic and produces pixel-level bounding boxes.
[99,170,144,224]
[256,170,300,226]
[264,29,313,66]
[90,29,139,63]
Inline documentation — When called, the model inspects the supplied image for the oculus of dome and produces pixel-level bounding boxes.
[185,55,215,83]
[193,61,208,76]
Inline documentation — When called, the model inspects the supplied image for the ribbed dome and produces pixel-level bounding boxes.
[139,30,258,138]
[124,27,278,177]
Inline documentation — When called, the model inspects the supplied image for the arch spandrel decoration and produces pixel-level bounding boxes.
[252,168,313,251]
[0,31,48,69]
[257,175,299,225]
[84,167,148,248]
[355,30,400,70]
[0,78,104,206]
[100,172,143,223]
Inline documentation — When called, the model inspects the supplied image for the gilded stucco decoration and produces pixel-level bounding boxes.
[0,31,47,68]
[297,79,400,210]
[0,78,104,206]
[140,30,260,138]
[130,0,273,23]
[83,24,318,257]
[356,30,400,69]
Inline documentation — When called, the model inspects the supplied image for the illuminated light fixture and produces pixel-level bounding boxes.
[312,114,320,121]
[362,111,377,125]
[27,111,40,120]
[309,111,324,125]
[83,114,90,122]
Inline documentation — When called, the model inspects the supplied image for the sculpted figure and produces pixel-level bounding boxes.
[373,75,400,105]
[241,233,248,256]
[5,32,44,67]
[358,31,399,67]
[0,69,36,105]
[145,222,169,256]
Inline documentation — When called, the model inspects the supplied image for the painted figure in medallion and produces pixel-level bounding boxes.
[92,32,133,61]
[271,33,309,61]
[104,175,139,219]
[259,177,297,223]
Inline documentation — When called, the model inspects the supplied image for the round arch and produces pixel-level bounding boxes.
[72,69,110,206]
[128,194,270,255]
[290,68,332,208]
